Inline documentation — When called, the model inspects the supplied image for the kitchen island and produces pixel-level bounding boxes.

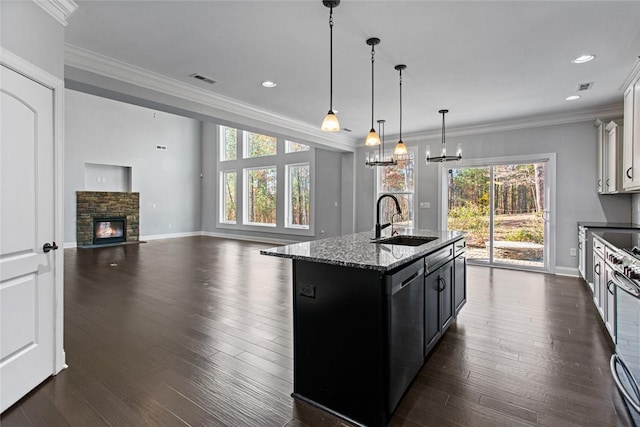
[261,230,466,427]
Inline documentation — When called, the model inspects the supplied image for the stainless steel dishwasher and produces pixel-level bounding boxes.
[387,259,425,413]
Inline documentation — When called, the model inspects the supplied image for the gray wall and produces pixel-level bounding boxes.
[0,1,65,79]
[64,89,202,244]
[356,120,632,271]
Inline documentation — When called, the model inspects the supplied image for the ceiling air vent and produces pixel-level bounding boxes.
[577,82,593,91]
[190,73,216,85]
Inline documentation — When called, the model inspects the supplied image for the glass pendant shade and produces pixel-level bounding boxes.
[394,140,408,155]
[365,129,381,146]
[321,111,340,132]
[321,1,340,132]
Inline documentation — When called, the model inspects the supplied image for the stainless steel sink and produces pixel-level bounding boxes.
[377,235,438,246]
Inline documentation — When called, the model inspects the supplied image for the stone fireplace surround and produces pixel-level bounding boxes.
[76,191,139,247]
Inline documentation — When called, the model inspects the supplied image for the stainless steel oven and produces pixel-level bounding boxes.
[609,249,640,426]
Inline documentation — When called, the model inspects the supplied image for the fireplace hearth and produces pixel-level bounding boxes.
[93,217,126,245]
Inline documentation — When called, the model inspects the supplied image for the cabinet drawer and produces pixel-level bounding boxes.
[425,245,453,273]
[454,239,466,256]
[593,237,605,258]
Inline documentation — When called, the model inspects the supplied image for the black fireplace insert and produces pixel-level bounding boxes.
[93,217,126,245]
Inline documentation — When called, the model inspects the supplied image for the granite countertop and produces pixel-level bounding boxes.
[260,229,465,272]
[578,222,640,229]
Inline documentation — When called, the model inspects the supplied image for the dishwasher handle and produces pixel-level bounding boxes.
[610,354,640,413]
[391,268,424,294]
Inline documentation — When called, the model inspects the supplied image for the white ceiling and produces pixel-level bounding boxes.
[65,1,640,145]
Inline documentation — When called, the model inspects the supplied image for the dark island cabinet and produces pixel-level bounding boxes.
[290,238,466,427]
[454,241,467,314]
[424,249,455,356]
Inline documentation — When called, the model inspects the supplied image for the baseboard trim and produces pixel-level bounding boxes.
[202,231,297,245]
[64,242,78,249]
[555,266,580,277]
[141,231,203,241]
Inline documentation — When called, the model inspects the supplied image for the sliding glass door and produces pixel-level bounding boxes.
[447,161,548,271]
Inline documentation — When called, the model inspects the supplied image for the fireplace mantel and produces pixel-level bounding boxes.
[76,191,139,247]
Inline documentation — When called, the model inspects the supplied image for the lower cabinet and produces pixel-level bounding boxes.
[424,258,455,356]
[593,245,605,320]
[454,252,467,314]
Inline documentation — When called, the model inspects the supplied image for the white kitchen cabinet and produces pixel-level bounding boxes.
[592,237,605,320]
[622,66,640,191]
[596,120,606,193]
[578,226,587,282]
[604,120,624,194]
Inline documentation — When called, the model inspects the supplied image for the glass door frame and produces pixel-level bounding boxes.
[440,153,556,273]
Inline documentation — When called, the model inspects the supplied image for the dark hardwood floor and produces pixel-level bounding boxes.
[1,236,634,426]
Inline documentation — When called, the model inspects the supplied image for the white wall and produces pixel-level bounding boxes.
[355,120,632,271]
[1,1,65,79]
[64,89,202,244]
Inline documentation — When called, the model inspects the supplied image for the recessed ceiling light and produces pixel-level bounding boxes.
[565,95,581,101]
[572,55,596,64]
[261,81,277,88]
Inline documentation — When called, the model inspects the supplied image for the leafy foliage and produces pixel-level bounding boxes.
[247,168,277,224]
[221,126,237,161]
[246,131,276,158]
[222,171,236,222]
[289,165,310,227]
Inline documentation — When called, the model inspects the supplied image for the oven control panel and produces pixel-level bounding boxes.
[609,250,640,280]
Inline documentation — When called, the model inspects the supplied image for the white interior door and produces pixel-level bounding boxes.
[1,64,57,412]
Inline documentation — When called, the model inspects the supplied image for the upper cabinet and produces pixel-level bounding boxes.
[622,65,640,191]
[596,118,624,194]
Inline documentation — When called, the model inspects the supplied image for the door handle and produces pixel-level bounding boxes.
[627,167,633,180]
[43,242,59,253]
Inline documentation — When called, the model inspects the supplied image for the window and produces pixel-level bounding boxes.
[220,126,237,161]
[286,163,310,229]
[220,170,237,224]
[244,167,277,226]
[217,125,314,235]
[377,152,415,228]
[244,131,277,158]
[285,140,310,153]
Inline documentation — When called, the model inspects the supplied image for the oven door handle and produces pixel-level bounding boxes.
[611,354,640,413]
[612,271,640,298]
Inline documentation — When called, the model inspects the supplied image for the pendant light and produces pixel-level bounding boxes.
[365,37,381,146]
[321,0,340,132]
[394,64,408,156]
[365,119,397,167]
[426,109,462,163]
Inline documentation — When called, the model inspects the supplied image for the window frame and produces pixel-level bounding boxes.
[243,130,277,159]
[219,169,237,224]
[375,149,416,229]
[243,166,278,227]
[285,162,311,230]
[219,126,237,161]
[216,125,315,236]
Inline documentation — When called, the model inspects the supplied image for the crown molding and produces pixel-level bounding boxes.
[400,104,624,144]
[34,0,78,27]
[64,44,357,152]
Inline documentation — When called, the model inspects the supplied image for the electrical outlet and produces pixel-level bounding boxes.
[569,248,576,257]
[419,202,431,209]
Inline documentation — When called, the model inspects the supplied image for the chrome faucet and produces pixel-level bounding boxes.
[375,194,402,239]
